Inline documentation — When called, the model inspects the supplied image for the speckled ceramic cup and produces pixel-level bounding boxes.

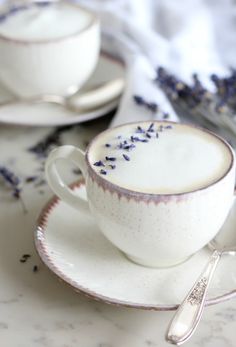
[0,1,100,97]
[45,121,235,268]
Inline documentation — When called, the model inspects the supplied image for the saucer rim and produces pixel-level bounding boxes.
[34,178,236,311]
[0,51,123,127]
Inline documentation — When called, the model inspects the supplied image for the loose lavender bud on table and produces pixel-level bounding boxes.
[109,165,116,170]
[13,188,21,199]
[100,169,107,175]
[0,166,20,186]
[33,265,39,273]
[0,166,21,199]
[147,103,158,113]
[123,154,130,161]
[146,132,152,139]
[20,254,31,263]
[93,161,105,167]
[133,95,144,105]
[25,176,38,183]
[105,143,111,148]
[23,254,31,259]
[165,125,173,129]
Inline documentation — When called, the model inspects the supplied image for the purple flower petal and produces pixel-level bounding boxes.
[105,156,116,161]
[93,161,105,167]
[123,154,130,161]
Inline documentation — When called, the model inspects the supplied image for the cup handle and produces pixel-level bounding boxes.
[45,145,89,213]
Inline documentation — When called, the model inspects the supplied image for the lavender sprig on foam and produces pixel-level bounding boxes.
[93,123,174,176]
[105,156,116,161]
[122,154,130,161]
[94,161,105,167]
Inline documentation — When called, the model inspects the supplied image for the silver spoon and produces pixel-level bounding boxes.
[166,197,236,345]
[0,78,125,112]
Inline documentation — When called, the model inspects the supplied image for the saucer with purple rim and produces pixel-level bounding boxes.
[35,177,236,311]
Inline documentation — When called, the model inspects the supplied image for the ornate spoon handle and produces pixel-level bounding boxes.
[166,250,221,345]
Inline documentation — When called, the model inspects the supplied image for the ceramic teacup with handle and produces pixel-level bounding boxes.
[45,121,235,267]
[0,0,100,97]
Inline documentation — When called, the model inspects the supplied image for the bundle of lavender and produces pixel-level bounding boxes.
[155,67,236,139]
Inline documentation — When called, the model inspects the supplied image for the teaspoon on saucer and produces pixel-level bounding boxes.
[166,198,236,345]
[0,77,124,113]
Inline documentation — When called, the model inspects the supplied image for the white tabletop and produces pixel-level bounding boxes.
[0,119,236,347]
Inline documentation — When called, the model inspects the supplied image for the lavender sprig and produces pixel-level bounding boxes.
[155,66,236,135]
[28,125,74,159]
[94,122,175,177]
[28,128,62,158]
[0,166,20,197]
[0,166,27,213]
[133,96,158,113]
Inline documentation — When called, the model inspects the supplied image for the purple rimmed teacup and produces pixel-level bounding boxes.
[45,121,235,268]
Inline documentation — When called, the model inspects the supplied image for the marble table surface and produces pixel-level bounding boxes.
[0,117,236,347]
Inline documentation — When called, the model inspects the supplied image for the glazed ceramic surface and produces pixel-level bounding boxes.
[0,52,124,126]
[35,179,236,310]
[0,2,100,97]
[45,121,235,267]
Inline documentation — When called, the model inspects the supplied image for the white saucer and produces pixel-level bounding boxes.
[0,52,125,127]
[35,178,236,311]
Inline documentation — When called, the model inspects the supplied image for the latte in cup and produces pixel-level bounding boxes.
[0,2,91,41]
[45,122,235,267]
[90,123,232,194]
[0,1,100,97]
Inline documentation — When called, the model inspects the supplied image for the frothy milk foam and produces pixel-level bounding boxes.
[89,122,232,194]
[0,2,92,41]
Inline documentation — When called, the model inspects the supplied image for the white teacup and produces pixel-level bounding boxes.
[0,1,100,97]
[45,121,235,267]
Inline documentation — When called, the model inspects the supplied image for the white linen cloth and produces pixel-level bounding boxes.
[77,0,235,127]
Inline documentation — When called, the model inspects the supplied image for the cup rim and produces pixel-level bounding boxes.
[0,0,98,45]
[85,120,235,199]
